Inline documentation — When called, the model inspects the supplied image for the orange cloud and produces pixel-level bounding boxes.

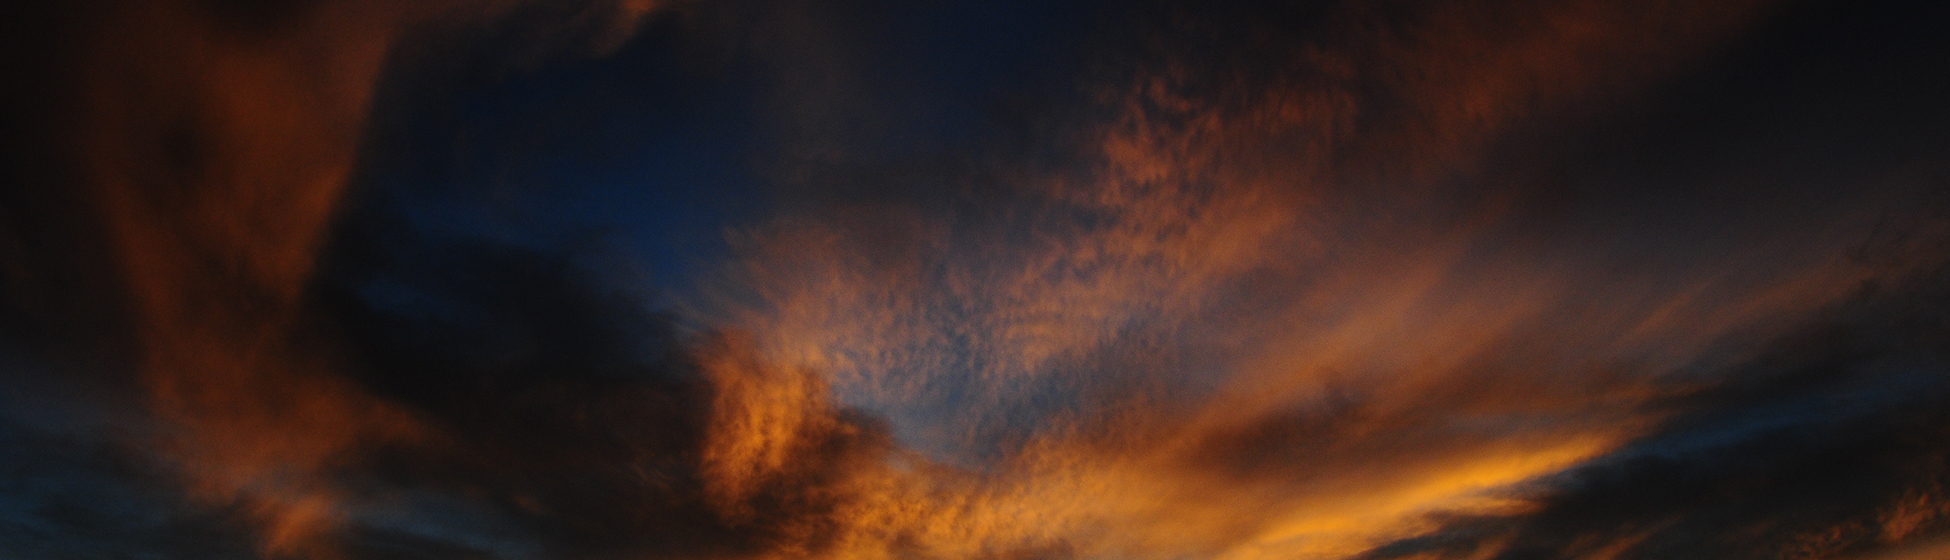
[699,0,1950,558]
[49,0,671,556]
[18,0,1945,558]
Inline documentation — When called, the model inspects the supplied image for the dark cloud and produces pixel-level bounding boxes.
[2,178,902,560]
[0,415,256,560]
[301,200,898,559]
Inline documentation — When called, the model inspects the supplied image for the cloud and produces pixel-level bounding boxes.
[700,0,1950,557]
[0,0,675,555]
[1353,262,1950,560]
[2,0,1947,559]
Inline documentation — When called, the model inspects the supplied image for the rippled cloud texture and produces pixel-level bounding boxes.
[2,0,1948,559]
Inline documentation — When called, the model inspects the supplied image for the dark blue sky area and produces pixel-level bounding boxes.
[347,0,1096,295]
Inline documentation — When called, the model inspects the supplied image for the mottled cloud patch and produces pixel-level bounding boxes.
[3,0,1948,559]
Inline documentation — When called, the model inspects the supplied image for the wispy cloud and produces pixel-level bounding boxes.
[2,0,1947,559]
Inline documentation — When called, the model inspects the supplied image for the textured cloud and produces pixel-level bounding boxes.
[3,0,1948,559]
[703,0,1950,558]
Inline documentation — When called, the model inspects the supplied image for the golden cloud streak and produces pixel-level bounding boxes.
[700,0,1938,558]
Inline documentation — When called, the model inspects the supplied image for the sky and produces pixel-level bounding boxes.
[1,0,1948,559]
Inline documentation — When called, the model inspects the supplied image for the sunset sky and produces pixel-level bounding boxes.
[2,1,1948,559]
